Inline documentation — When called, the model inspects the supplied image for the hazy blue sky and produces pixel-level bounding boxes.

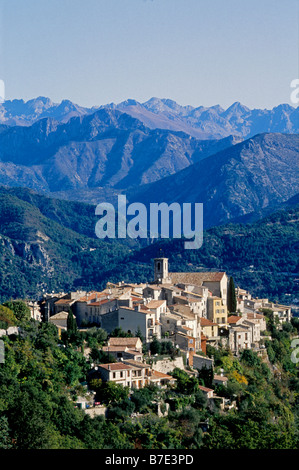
[1,0,298,109]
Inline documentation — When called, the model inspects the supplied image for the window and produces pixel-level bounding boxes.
[113,372,116,378]
[120,371,123,378]
[157,262,160,270]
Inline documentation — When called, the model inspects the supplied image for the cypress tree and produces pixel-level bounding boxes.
[228,276,237,314]
[67,309,77,334]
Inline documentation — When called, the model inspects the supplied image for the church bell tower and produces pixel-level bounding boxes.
[154,257,170,284]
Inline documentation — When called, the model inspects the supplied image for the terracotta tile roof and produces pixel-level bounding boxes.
[170,272,226,286]
[102,346,128,352]
[54,298,74,305]
[213,374,228,382]
[150,370,174,380]
[245,312,265,320]
[49,310,75,320]
[199,385,214,393]
[108,337,141,347]
[123,360,147,368]
[98,363,132,371]
[77,291,106,302]
[200,318,217,327]
[146,300,166,309]
[227,315,243,324]
[88,299,111,306]
[125,350,143,356]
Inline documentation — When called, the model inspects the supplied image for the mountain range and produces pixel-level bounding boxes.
[1,96,298,139]
[0,102,297,227]
[129,132,299,228]
[0,95,298,304]
[0,107,240,196]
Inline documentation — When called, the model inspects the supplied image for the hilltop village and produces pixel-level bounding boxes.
[8,258,287,410]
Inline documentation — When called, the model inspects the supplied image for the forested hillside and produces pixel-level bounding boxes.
[0,187,298,304]
[0,301,298,449]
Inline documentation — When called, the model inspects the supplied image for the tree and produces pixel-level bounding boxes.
[67,310,77,333]
[3,300,30,323]
[197,365,214,388]
[227,277,237,314]
[135,326,144,344]
[150,336,161,355]
[171,368,198,395]
[0,305,16,329]
[110,327,133,338]
[99,382,129,404]
[90,348,116,364]
[0,415,12,449]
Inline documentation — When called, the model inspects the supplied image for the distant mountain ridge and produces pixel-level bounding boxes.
[0,108,240,194]
[129,133,299,228]
[1,96,298,139]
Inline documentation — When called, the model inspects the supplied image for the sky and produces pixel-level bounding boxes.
[0,0,298,109]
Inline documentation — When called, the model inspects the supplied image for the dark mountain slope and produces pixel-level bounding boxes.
[0,108,239,193]
[129,133,299,228]
[0,186,297,304]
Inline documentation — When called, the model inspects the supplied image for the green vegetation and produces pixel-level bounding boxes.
[0,187,298,305]
[227,276,237,314]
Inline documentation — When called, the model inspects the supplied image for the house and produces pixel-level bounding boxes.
[228,326,252,355]
[27,301,42,321]
[213,374,228,387]
[146,299,167,324]
[169,270,228,305]
[97,363,134,388]
[263,303,292,324]
[148,370,176,387]
[207,297,228,326]
[201,333,207,355]
[96,360,175,389]
[242,311,267,331]
[199,318,219,345]
[116,305,161,342]
[74,291,118,327]
[227,315,260,350]
[175,332,198,366]
[198,385,214,399]
[193,354,214,371]
[102,345,143,362]
[107,337,143,353]
[227,315,243,326]
[143,284,163,301]
[123,360,152,389]
[54,291,85,314]
[49,310,76,337]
